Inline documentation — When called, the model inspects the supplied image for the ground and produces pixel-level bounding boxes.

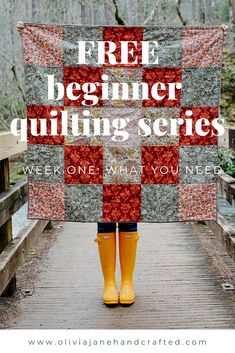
[1,221,235,329]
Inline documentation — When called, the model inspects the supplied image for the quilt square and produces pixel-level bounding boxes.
[103,146,141,184]
[64,145,103,184]
[64,106,103,146]
[141,146,179,184]
[27,144,64,183]
[100,107,142,146]
[142,68,182,107]
[22,24,63,67]
[103,184,141,222]
[179,183,217,221]
[103,67,142,107]
[181,68,221,106]
[141,185,179,222]
[141,107,180,146]
[65,185,102,221]
[179,146,218,184]
[63,26,103,66]
[103,26,143,67]
[25,66,63,106]
[143,27,183,67]
[182,27,224,68]
[179,107,218,146]
[63,66,103,106]
[27,105,64,145]
[28,181,65,220]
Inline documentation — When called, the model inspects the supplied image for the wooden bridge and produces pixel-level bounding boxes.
[1,130,235,329]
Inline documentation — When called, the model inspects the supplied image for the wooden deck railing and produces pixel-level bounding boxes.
[0,131,49,296]
[208,126,235,262]
[208,171,235,262]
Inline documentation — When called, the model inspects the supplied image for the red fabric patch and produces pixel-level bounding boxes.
[103,26,143,67]
[63,66,103,106]
[64,145,103,184]
[141,146,179,184]
[22,25,62,66]
[142,68,182,107]
[103,184,141,222]
[27,105,64,145]
[179,107,218,146]
[179,184,217,221]
[28,181,65,220]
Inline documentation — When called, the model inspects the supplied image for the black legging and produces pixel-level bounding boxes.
[97,222,137,233]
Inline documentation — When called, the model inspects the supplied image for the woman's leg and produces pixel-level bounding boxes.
[119,223,137,232]
[118,223,139,305]
[95,223,118,305]
[97,222,116,233]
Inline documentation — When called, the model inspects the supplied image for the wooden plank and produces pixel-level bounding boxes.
[207,213,235,262]
[0,131,27,161]
[0,131,22,148]
[218,171,235,201]
[0,178,28,227]
[0,159,10,191]
[0,157,15,295]
[0,219,48,296]
[218,171,235,185]
[227,184,235,207]
[229,128,235,152]
[0,159,12,252]
[0,219,13,253]
[218,171,235,207]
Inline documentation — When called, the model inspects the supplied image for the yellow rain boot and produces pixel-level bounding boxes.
[119,231,139,305]
[95,233,118,306]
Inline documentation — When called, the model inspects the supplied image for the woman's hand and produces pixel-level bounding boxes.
[17,21,24,36]
[221,24,229,38]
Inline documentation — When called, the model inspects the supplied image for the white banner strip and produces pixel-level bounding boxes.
[0,329,234,353]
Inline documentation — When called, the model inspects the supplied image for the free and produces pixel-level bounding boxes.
[77,40,159,65]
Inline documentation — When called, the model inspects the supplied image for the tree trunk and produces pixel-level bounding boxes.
[199,0,206,24]
[32,0,39,20]
[205,0,212,23]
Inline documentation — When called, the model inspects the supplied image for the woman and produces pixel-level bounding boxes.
[95,222,139,306]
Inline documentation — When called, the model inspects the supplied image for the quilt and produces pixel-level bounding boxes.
[20,24,225,222]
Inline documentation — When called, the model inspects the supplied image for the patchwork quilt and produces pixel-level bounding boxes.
[21,24,224,222]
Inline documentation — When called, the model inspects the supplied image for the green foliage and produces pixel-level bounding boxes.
[0,94,25,130]
[10,168,25,185]
[221,49,235,122]
[10,157,26,185]
[218,147,235,177]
